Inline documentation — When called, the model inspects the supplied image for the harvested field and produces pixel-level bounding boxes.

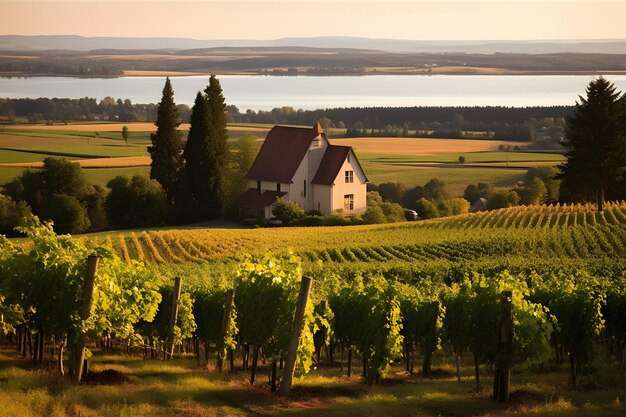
[1,123,269,133]
[329,137,528,155]
[0,133,122,148]
[0,155,150,168]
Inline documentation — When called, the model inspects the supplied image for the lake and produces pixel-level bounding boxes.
[1,74,626,110]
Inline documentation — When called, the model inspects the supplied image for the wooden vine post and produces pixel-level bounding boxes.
[216,289,235,373]
[167,277,182,360]
[73,255,99,384]
[279,275,313,396]
[493,290,513,402]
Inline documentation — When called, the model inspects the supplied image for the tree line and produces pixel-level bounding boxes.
[1,96,570,142]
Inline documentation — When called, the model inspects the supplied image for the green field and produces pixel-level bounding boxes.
[0,124,564,196]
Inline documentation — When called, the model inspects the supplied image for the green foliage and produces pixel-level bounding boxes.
[443,197,470,215]
[147,283,196,346]
[0,194,30,237]
[558,76,626,205]
[380,201,406,222]
[148,77,184,207]
[415,198,439,219]
[106,175,167,228]
[204,75,229,217]
[192,282,237,357]
[329,275,403,384]
[235,253,315,376]
[2,158,104,233]
[121,125,130,145]
[397,281,444,375]
[532,272,606,385]
[363,204,386,224]
[464,182,491,204]
[40,194,90,234]
[222,134,260,216]
[515,177,548,205]
[487,189,520,210]
[0,216,162,346]
[272,198,305,225]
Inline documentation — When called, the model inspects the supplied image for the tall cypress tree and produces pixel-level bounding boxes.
[204,74,229,217]
[184,91,211,214]
[148,77,184,207]
[557,77,626,210]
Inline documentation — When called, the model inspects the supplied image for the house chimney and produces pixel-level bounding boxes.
[313,121,324,136]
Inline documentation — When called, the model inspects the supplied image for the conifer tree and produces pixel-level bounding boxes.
[148,77,184,207]
[184,91,211,215]
[557,77,626,210]
[204,75,229,217]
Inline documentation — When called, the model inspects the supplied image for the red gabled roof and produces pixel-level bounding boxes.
[311,145,351,186]
[246,124,322,183]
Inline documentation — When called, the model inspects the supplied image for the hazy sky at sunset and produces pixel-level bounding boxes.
[0,1,624,40]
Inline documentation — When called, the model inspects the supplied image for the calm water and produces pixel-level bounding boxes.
[1,74,626,110]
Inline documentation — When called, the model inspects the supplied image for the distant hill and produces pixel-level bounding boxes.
[2,35,626,54]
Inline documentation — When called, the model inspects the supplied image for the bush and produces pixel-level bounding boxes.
[363,205,386,224]
[296,216,325,227]
[444,198,470,215]
[106,175,167,228]
[463,183,491,204]
[0,195,31,237]
[40,194,91,234]
[83,185,108,231]
[487,189,520,210]
[271,198,305,225]
[380,202,406,222]
[415,198,439,219]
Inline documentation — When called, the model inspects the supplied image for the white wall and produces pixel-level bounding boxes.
[330,151,367,214]
[313,184,333,214]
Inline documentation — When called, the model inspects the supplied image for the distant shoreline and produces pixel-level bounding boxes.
[2,68,626,78]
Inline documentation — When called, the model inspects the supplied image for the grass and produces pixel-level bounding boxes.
[82,166,151,186]
[361,162,526,194]
[0,124,563,195]
[0,348,624,417]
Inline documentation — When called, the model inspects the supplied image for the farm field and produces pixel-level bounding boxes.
[0,123,563,194]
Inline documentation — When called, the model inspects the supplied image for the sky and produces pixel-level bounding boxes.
[0,0,625,41]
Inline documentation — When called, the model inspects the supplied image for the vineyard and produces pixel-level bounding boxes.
[1,204,625,416]
[88,202,626,271]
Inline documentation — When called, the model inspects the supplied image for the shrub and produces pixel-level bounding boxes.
[444,198,470,215]
[363,205,386,224]
[271,198,305,225]
[380,202,406,223]
[106,175,167,228]
[487,189,520,210]
[415,198,439,219]
[40,194,91,234]
[0,195,31,237]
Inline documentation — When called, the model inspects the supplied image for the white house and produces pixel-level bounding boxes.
[239,122,368,219]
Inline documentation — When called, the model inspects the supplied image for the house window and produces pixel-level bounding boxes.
[344,194,354,211]
[345,170,354,183]
[257,180,261,191]
[303,180,307,198]
[277,183,281,192]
